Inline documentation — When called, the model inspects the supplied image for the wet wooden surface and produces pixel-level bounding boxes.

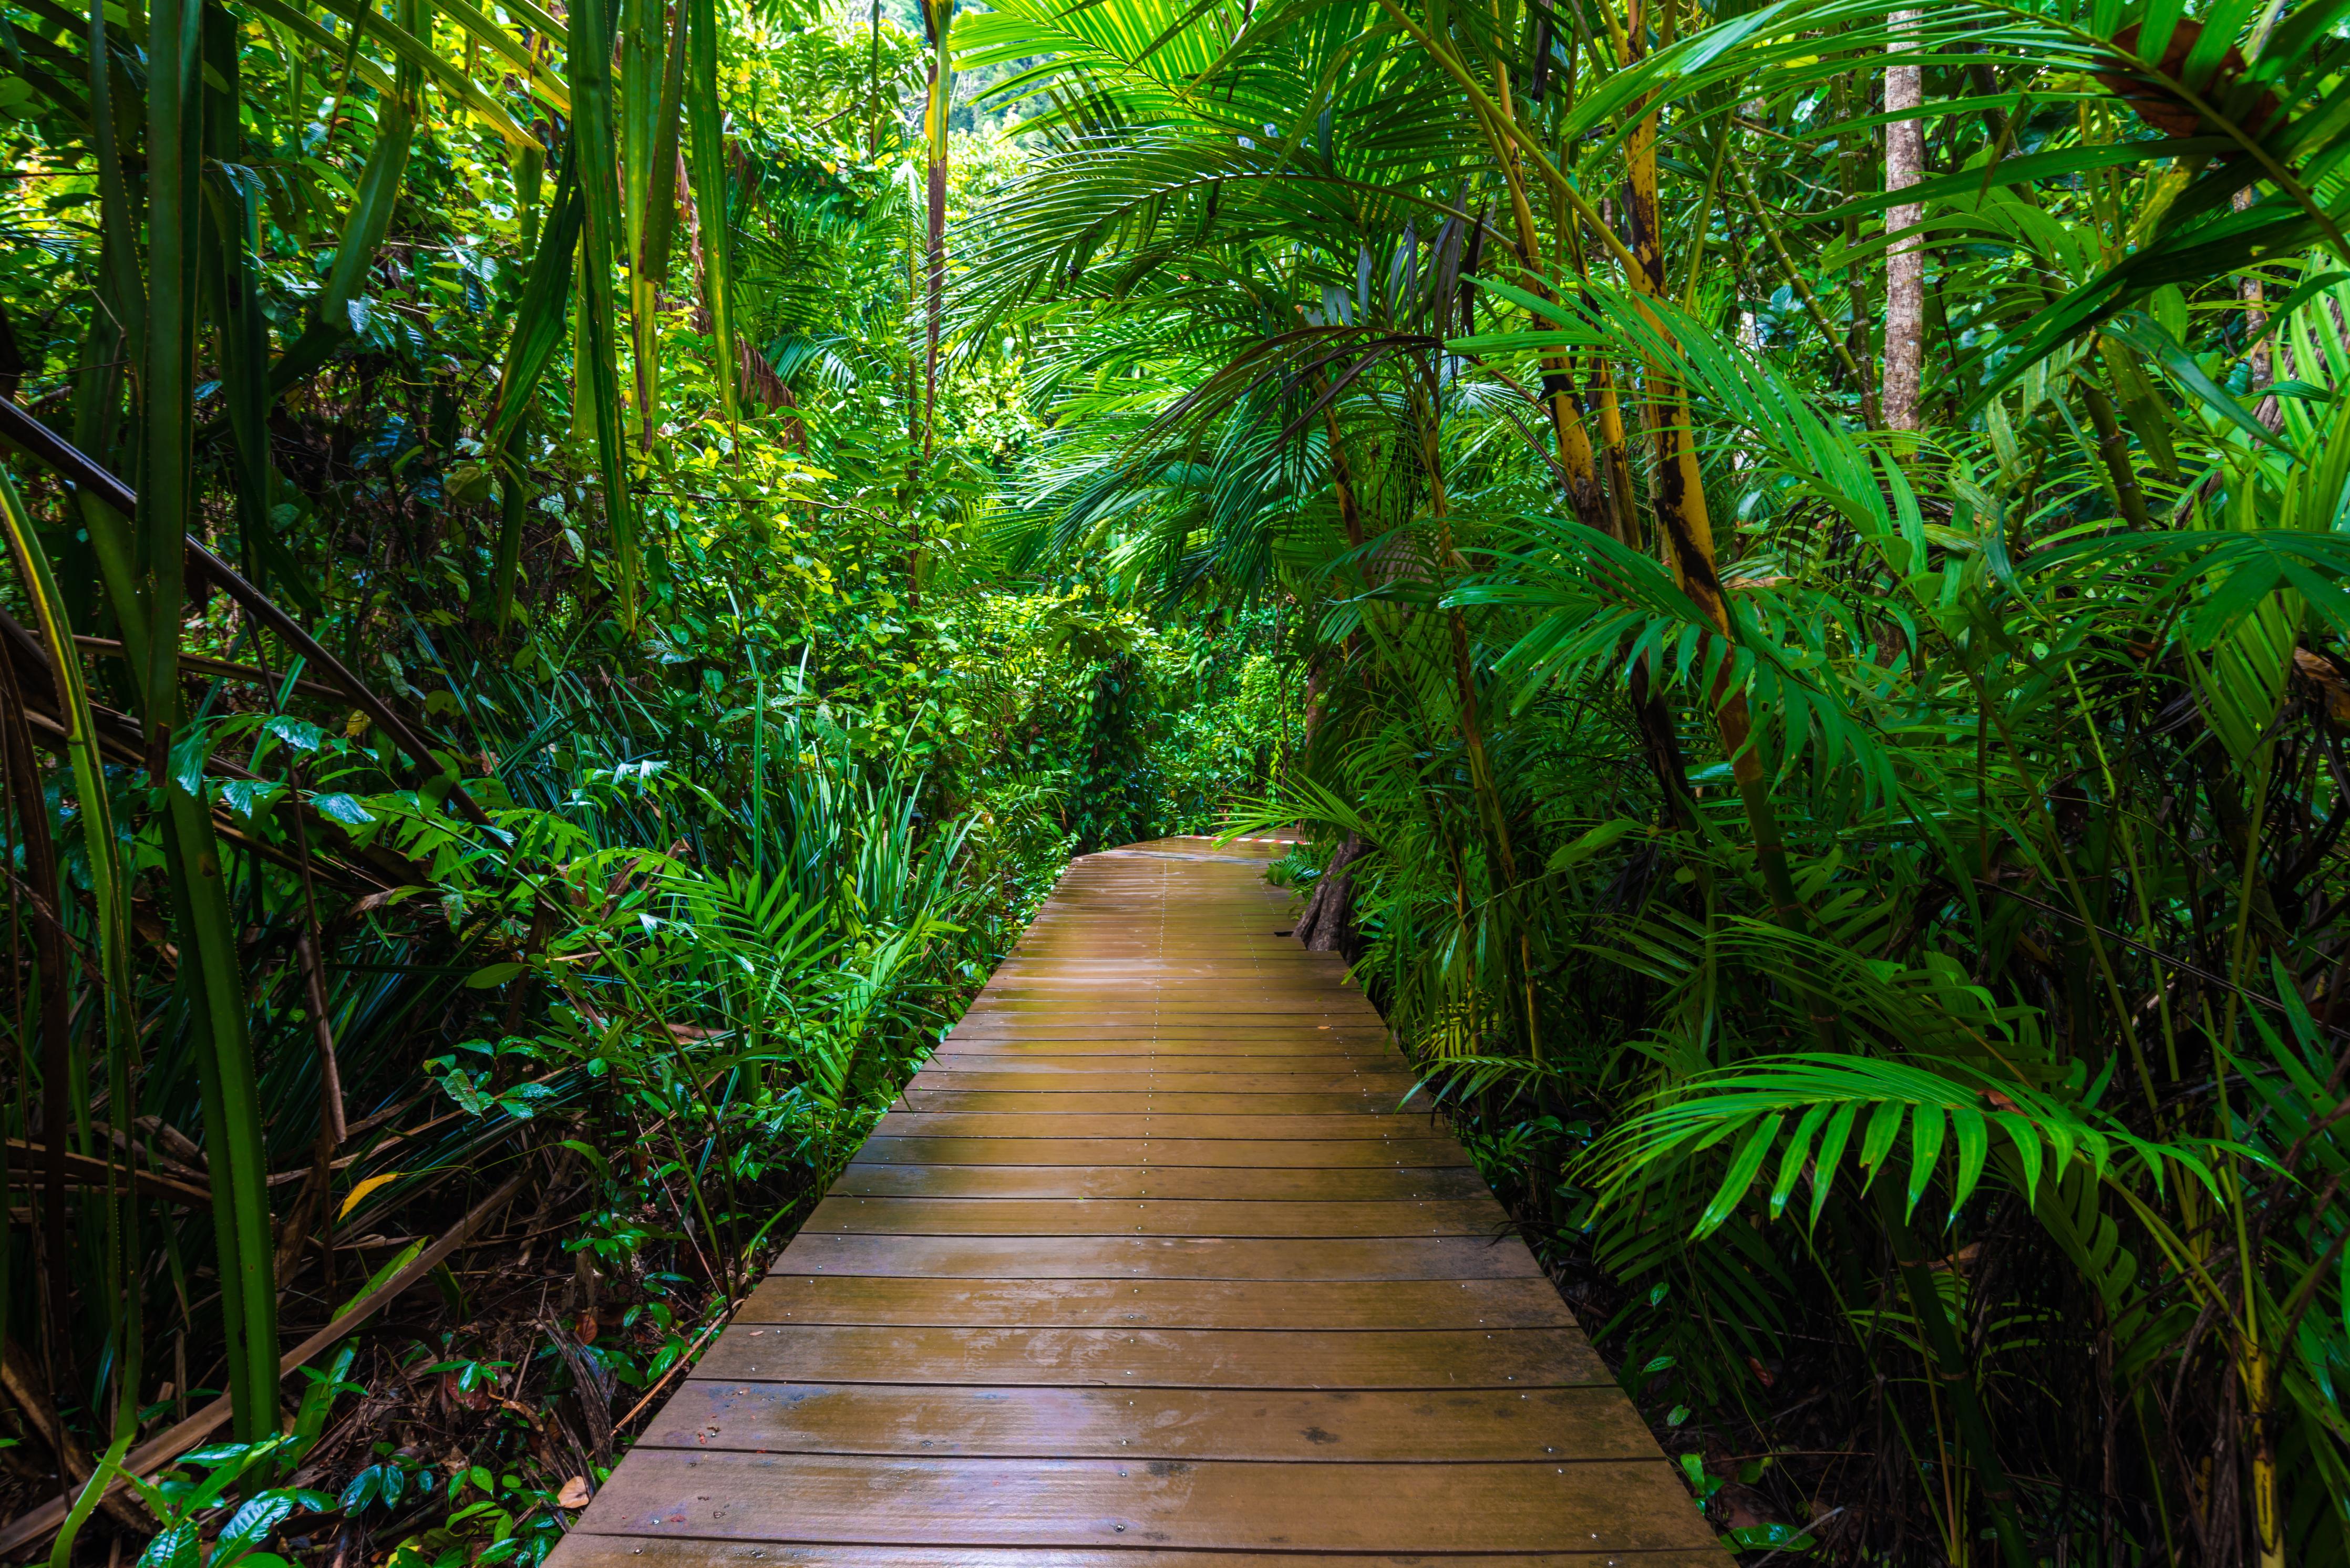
[550,838,1722,1564]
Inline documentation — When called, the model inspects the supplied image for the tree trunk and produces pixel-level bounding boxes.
[1294,831,1367,960]
[1883,10,1925,432]
[922,0,952,453]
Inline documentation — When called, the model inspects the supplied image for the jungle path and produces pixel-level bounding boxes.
[547,837,1724,1565]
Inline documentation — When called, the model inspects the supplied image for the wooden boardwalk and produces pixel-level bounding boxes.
[550,838,1723,1565]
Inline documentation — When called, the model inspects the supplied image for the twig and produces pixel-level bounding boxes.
[1973,877,2350,1039]
[610,1297,741,1435]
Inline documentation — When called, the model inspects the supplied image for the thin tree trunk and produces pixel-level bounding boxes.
[1883,10,1924,432]
[910,0,950,619]
[904,195,922,607]
[2234,189,2281,432]
[1405,359,1520,890]
[1480,67,1609,532]
[921,0,951,453]
[1466,66,1688,826]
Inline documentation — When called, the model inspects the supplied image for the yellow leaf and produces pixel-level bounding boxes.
[339,1171,404,1221]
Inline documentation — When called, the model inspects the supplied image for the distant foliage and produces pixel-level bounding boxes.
[0,0,1279,1556]
[961,0,2350,1560]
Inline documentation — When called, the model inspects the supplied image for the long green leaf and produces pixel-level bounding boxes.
[268,95,416,396]
[487,141,586,624]
[685,0,737,422]
[571,0,640,621]
[250,0,540,147]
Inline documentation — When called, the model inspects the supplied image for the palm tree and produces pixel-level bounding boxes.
[955,0,2350,1559]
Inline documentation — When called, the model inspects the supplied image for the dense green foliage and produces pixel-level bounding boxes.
[953,0,2350,1563]
[7,0,2350,1561]
[0,0,1286,1559]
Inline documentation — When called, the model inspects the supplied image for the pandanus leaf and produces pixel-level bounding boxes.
[487,142,587,624]
[685,0,738,421]
[497,0,568,46]
[0,470,128,1088]
[200,6,313,607]
[235,0,406,110]
[627,0,690,450]
[269,0,539,146]
[269,94,416,397]
[570,0,640,622]
[433,0,571,112]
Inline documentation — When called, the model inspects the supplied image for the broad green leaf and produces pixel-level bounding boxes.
[311,792,377,826]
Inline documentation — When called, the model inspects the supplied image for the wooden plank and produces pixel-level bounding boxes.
[952,995,1363,1004]
[552,1541,1728,1568]
[737,1274,1579,1328]
[943,1020,1390,1031]
[802,1195,1509,1236]
[977,982,1358,988]
[827,1163,1495,1201]
[890,1092,1431,1115]
[988,962,1349,973]
[942,1025,1391,1034]
[856,1138,1470,1168]
[913,1057,1404,1078]
[933,1039,1398,1056]
[554,842,1722,1566]
[971,988,1363,999]
[636,1381,1658,1460]
[564,1453,1720,1554]
[771,1234,1547,1281]
[899,1070,1423,1091]
[872,1113,1439,1140]
[951,1004,1372,1010]
[690,1324,1608,1388]
[960,1007,1373,1019]
[952,1022,1387,1030]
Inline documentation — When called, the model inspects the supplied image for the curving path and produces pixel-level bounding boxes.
[548,837,1725,1565]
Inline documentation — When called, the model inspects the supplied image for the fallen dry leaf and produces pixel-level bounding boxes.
[441,1369,493,1411]
[2294,648,2350,725]
[558,1477,592,1510]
